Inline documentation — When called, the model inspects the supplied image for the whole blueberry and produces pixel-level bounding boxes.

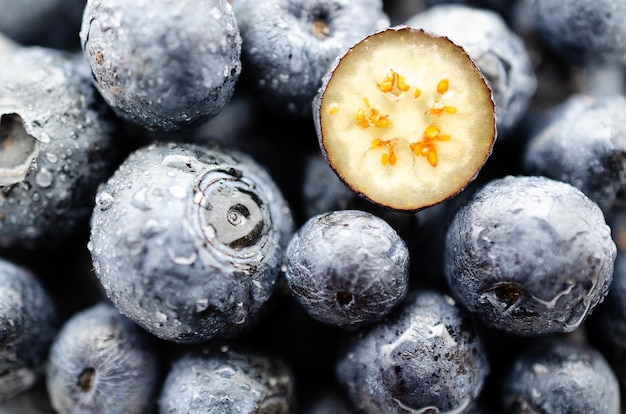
[285,209,409,330]
[80,0,242,131]
[523,94,626,213]
[46,302,161,414]
[233,0,389,117]
[445,175,616,336]
[337,290,489,413]
[89,142,294,343]
[588,248,626,390]
[158,346,295,413]
[501,338,620,413]
[406,4,536,137]
[0,46,118,249]
[0,0,85,50]
[0,259,57,401]
[527,0,626,65]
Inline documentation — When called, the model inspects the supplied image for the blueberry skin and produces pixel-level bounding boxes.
[523,94,626,214]
[444,175,616,336]
[588,248,626,390]
[89,142,294,343]
[80,0,242,131]
[501,338,620,414]
[46,302,161,414]
[0,47,118,249]
[528,0,626,65]
[285,209,409,330]
[0,0,85,50]
[159,347,295,414]
[233,0,389,117]
[406,4,536,137]
[337,290,489,413]
[0,259,57,401]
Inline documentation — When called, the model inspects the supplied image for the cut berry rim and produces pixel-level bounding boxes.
[314,26,496,211]
[0,113,40,186]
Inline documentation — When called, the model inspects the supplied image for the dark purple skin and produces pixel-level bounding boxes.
[523,94,626,214]
[46,302,161,414]
[158,346,295,414]
[89,142,294,343]
[0,0,86,50]
[501,338,620,413]
[336,290,489,413]
[0,259,57,401]
[444,175,616,336]
[528,0,626,65]
[80,0,242,131]
[285,209,410,330]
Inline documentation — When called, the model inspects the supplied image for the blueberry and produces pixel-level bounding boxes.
[158,346,295,413]
[0,381,54,413]
[0,46,118,249]
[501,338,620,413]
[527,0,626,65]
[80,0,242,131]
[588,248,626,390]
[89,142,294,343]
[46,302,160,414]
[445,175,616,336]
[0,0,85,50]
[233,0,389,117]
[523,94,626,213]
[0,258,57,401]
[406,4,537,137]
[285,209,409,330]
[337,290,489,413]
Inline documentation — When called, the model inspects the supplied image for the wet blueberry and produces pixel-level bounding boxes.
[406,4,537,137]
[46,302,161,414]
[158,346,295,413]
[0,0,85,50]
[233,0,389,117]
[80,0,242,131]
[337,290,489,413]
[588,247,626,392]
[523,94,626,214]
[527,0,626,65]
[501,338,620,413]
[89,142,294,343]
[445,175,616,336]
[0,258,57,401]
[0,46,118,250]
[285,209,409,330]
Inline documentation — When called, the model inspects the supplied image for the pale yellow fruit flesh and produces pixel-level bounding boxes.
[317,27,496,211]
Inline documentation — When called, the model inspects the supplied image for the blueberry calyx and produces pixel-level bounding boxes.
[192,168,268,253]
[77,367,96,393]
[0,113,39,186]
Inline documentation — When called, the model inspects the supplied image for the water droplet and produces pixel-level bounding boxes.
[156,311,167,323]
[45,152,58,163]
[31,192,40,202]
[97,192,115,211]
[169,186,187,199]
[195,298,209,313]
[38,132,51,143]
[131,187,151,211]
[35,169,53,188]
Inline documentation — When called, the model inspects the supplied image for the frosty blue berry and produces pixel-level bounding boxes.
[89,142,294,343]
[285,209,409,330]
[80,0,242,131]
[445,175,616,336]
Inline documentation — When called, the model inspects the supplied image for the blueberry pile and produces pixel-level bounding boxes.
[1,0,626,413]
